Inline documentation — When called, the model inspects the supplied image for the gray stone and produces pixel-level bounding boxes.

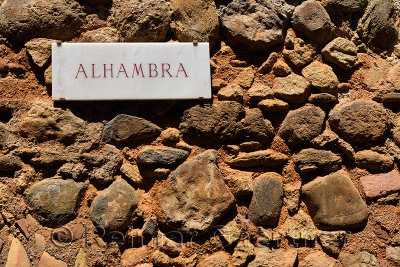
[355,150,394,172]
[89,145,122,186]
[273,74,310,105]
[294,148,342,174]
[220,0,285,52]
[322,37,358,70]
[249,172,283,227]
[27,179,87,227]
[248,248,298,267]
[29,148,68,167]
[226,150,288,169]
[302,172,369,230]
[90,179,139,232]
[102,114,161,146]
[278,105,325,147]
[302,61,339,94]
[157,150,235,234]
[137,147,189,168]
[339,251,378,267]
[317,230,346,256]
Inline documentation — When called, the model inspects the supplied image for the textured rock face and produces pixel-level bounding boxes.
[355,150,394,172]
[300,251,335,267]
[273,74,310,104]
[283,36,316,67]
[249,173,283,227]
[157,150,235,234]
[80,27,121,43]
[226,150,288,168]
[302,61,339,94]
[329,101,389,144]
[220,0,284,52]
[90,179,139,232]
[24,38,55,68]
[26,179,87,227]
[360,172,400,200]
[280,210,316,241]
[321,0,367,12]
[0,0,85,44]
[198,251,232,267]
[278,105,325,147]
[322,38,358,70]
[302,172,368,230]
[137,147,189,168]
[294,148,342,174]
[249,248,298,267]
[108,0,171,42]
[171,0,219,46]
[102,114,161,146]
[339,251,378,267]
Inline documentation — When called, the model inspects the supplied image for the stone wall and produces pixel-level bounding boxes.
[0,0,399,266]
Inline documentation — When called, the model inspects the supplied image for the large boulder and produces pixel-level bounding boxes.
[329,101,389,144]
[278,105,325,147]
[157,150,235,234]
[0,0,85,44]
[107,0,171,42]
[27,179,87,227]
[302,172,369,230]
[170,0,219,46]
[220,0,285,52]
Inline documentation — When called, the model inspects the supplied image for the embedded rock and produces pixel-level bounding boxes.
[258,99,289,112]
[217,84,244,102]
[218,218,242,245]
[90,179,139,232]
[236,108,275,143]
[273,74,310,105]
[302,172,369,230]
[137,147,189,168]
[89,144,123,186]
[226,150,288,169]
[322,37,358,70]
[24,38,56,68]
[5,237,30,267]
[386,246,400,263]
[355,150,394,172]
[102,114,161,146]
[272,60,291,77]
[302,61,339,94]
[27,179,87,227]
[280,210,316,241]
[198,251,232,267]
[317,230,346,256]
[220,0,285,52]
[321,0,367,13]
[0,154,23,171]
[291,0,333,45]
[232,240,255,267]
[308,93,337,105]
[283,37,316,67]
[248,83,274,102]
[235,67,255,88]
[108,0,171,42]
[293,148,342,174]
[225,172,254,196]
[300,251,335,267]
[329,101,389,144]
[249,248,298,267]
[284,182,301,214]
[38,252,67,267]
[360,171,400,200]
[80,27,120,43]
[249,173,283,227]
[278,105,325,147]
[339,251,378,267]
[157,150,235,234]
[171,0,219,45]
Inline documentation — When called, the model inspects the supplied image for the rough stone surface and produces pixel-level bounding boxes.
[249,173,283,227]
[278,105,325,147]
[248,248,298,267]
[102,114,161,146]
[258,99,289,112]
[235,67,255,88]
[248,83,274,102]
[218,84,243,102]
[386,246,400,263]
[160,128,180,144]
[108,0,171,42]
[232,240,255,267]
[226,150,288,168]
[339,251,378,267]
[198,251,232,267]
[80,27,120,43]
[292,0,333,45]
[302,172,369,230]
[272,60,291,77]
[225,172,254,196]
[89,144,123,186]
[220,0,285,52]
[284,182,301,214]
[38,252,67,267]
[5,237,30,267]
[218,218,242,245]
[360,171,400,200]
[27,179,87,227]
[137,147,189,168]
[322,37,358,70]
[0,154,23,171]
[259,52,279,73]
[317,230,346,256]
[283,37,316,67]
[24,38,55,68]
[293,148,342,174]
[273,74,310,105]
[120,163,142,185]
[329,101,389,144]
[355,150,394,172]
[321,0,367,12]
[90,179,139,232]
[299,251,335,267]
[158,150,235,234]
[309,93,337,105]
[302,61,339,94]
[280,210,316,241]
[121,246,149,267]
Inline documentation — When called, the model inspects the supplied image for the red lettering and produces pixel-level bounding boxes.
[75,64,88,78]
[176,63,188,78]
[132,64,145,78]
[103,64,113,78]
[149,63,158,78]
[117,64,128,78]
[92,64,101,78]
[162,63,172,77]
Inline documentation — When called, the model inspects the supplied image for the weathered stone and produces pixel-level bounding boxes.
[257,228,281,246]
[283,37,316,67]
[308,93,337,105]
[120,163,142,185]
[212,78,227,93]
[302,61,339,94]
[302,172,368,230]
[160,128,180,144]
[27,179,87,227]
[20,102,86,144]
[249,173,283,227]
[248,248,298,267]
[0,0,85,44]
[321,0,367,12]
[311,131,338,149]
[0,154,23,171]
[355,150,394,172]
[75,248,88,267]
[292,0,333,45]
[232,240,255,267]
[322,37,358,70]
[239,141,262,152]
[89,144,122,186]
[158,150,235,234]
[0,58,8,74]
[280,210,316,241]
[80,27,120,43]
[102,114,161,146]
[336,138,356,161]
[137,147,189,168]
[57,163,86,180]
[152,250,171,267]
[237,108,275,143]
[299,251,335,267]
[284,182,301,214]
[294,148,342,174]
[219,218,242,245]
[225,172,253,196]
[357,0,398,48]
[273,74,310,105]
[29,149,68,167]
[317,230,346,256]
[234,67,255,88]
[220,0,284,52]
[121,246,150,267]
[218,84,244,102]
[171,0,219,46]
[360,171,400,200]
[339,251,378,267]
[386,246,400,263]
[226,150,288,169]
[44,65,52,85]
[90,179,139,232]
[5,237,30,267]
[258,99,289,112]
[38,252,67,267]
[25,38,55,68]
[231,59,248,67]
[272,60,291,77]
[108,0,171,42]
[34,233,46,255]
[329,101,389,144]
[198,251,232,267]
[259,52,279,74]
[278,105,325,147]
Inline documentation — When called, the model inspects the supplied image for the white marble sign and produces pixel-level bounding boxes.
[52,43,211,100]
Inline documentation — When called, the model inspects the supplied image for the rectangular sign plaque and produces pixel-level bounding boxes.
[52,43,211,100]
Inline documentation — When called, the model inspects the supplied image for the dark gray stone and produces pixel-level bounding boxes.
[137,147,189,168]
[226,150,288,169]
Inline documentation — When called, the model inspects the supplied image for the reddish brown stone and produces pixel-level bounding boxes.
[15,219,30,239]
[53,224,85,243]
[38,252,67,267]
[0,59,8,73]
[360,171,400,199]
